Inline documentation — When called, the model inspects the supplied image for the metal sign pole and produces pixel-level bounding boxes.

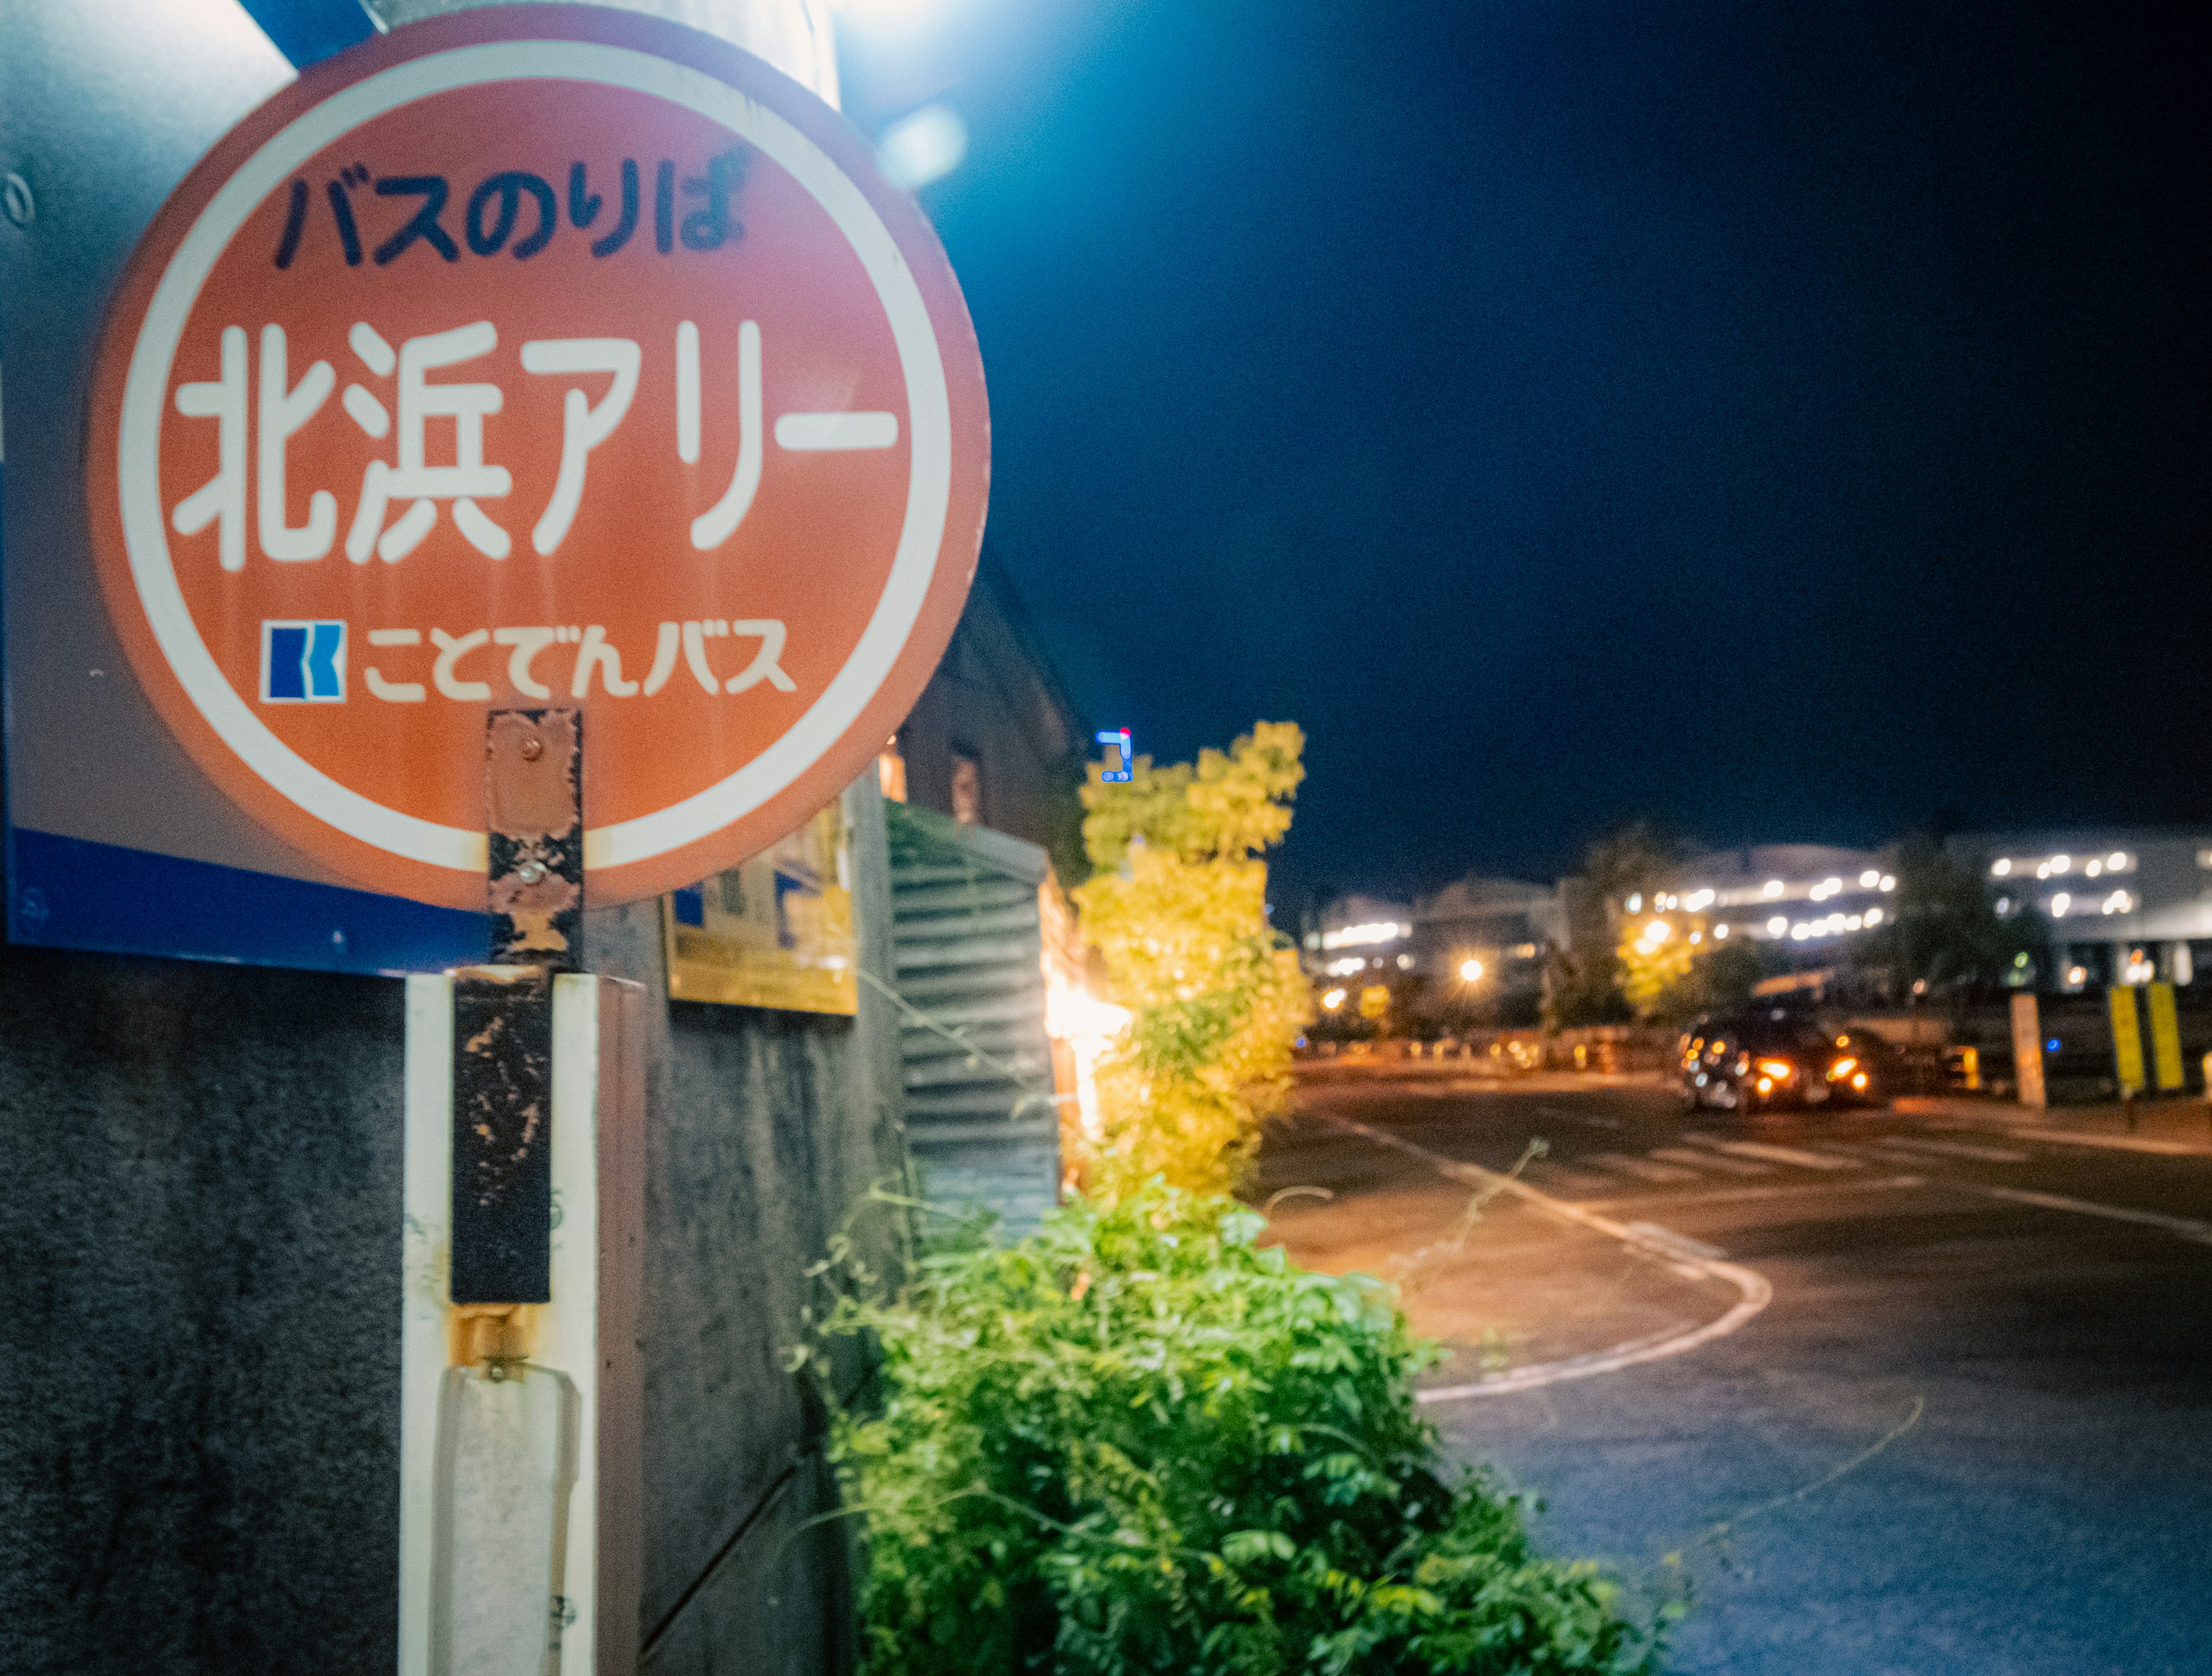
[400,712,642,1675]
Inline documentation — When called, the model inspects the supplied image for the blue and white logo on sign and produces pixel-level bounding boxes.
[1096,728,1133,782]
[260,620,346,703]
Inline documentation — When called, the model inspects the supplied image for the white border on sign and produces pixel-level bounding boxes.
[118,41,953,875]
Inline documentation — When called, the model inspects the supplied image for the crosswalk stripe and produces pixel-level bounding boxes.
[1857,1143,1948,1165]
[1694,1138,1865,1171]
[1651,1147,1772,1176]
[1878,1136,2032,1164]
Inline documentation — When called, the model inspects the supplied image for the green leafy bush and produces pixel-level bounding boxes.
[808,1184,1666,1674]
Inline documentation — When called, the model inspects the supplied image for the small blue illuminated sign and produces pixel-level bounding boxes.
[260,619,346,703]
[1097,728,1132,782]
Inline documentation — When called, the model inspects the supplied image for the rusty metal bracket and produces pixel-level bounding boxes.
[487,708,582,971]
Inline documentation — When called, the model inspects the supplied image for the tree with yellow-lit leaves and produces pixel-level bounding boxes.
[1071,722,1310,1200]
[1618,920,1696,1017]
[1572,821,1758,1023]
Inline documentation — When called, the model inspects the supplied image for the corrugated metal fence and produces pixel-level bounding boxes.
[884,802,1063,1234]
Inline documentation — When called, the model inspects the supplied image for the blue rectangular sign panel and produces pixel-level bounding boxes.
[0,0,488,977]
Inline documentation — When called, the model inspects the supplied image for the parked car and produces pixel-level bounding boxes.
[1677,1008,1886,1112]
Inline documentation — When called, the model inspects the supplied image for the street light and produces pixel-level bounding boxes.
[1459,958,1482,982]
[878,103,968,189]
[838,0,955,28]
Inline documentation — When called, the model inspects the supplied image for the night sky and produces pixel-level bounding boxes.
[840,1,2208,908]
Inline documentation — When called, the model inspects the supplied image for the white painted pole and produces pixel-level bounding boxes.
[377,7,837,1663]
[400,974,644,1675]
[400,974,456,1676]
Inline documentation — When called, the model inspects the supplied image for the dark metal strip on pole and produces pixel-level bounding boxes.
[449,965,555,1305]
[448,707,584,1306]
[487,708,584,972]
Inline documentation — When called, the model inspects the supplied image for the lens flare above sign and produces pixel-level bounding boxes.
[86,5,988,908]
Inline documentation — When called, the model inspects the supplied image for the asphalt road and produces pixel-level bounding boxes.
[1259,1070,2212,1676]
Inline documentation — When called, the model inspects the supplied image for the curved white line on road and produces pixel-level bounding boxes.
[1418,1261,1772,1401]
[1975,1185,2212,1244]
[1304,1109,1775,1402]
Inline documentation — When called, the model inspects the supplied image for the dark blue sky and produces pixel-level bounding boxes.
[842,1,2207,905]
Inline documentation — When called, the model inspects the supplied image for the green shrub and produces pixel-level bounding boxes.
[806,1184,1667,1674]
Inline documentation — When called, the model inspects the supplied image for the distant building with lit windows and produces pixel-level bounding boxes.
[1665,844,1895,951]
[1310,849,1909,1004]
[1952,830,2212,991]
[1304,895,1415,980]
[1310,834,2212,1013]
[1308,880,1565,1023]
[1405,876,1563,1011]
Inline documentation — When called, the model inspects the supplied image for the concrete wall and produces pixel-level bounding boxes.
[0,775,908,1673]
[0,948,410,1670]
[630,778,908,1667]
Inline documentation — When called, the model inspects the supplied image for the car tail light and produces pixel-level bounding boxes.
[1828,1056,1858,1080]
[1756,1059,1794,1080]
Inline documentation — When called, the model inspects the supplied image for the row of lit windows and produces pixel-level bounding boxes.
[1990,851,2130,880]
[1995,890,2133,919]
[1320,942,1540,977]
[1626,870,1895,915]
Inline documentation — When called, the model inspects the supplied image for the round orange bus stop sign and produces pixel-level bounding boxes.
[86,5,987,908]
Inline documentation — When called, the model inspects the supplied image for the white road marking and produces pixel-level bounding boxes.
[1696,1138,1865,1171]
[1874,1136,2031,1164]
[1857,1142,1955,1163]
[1974,1185,2212,1245]
[1934,1121,2212,1159]
[1581,1176,1925,1212]
[1652,1146,1772,1176]
[1625,1221,1728,1261]
[1588,1152,1704,1182]
[1303,1111,1772,1401]
[1534,1104,1625,1131]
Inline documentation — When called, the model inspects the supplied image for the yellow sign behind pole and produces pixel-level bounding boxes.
[662,802,858,1014]
[2147,981,2184,1091]
[2108,985,2145,1094]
